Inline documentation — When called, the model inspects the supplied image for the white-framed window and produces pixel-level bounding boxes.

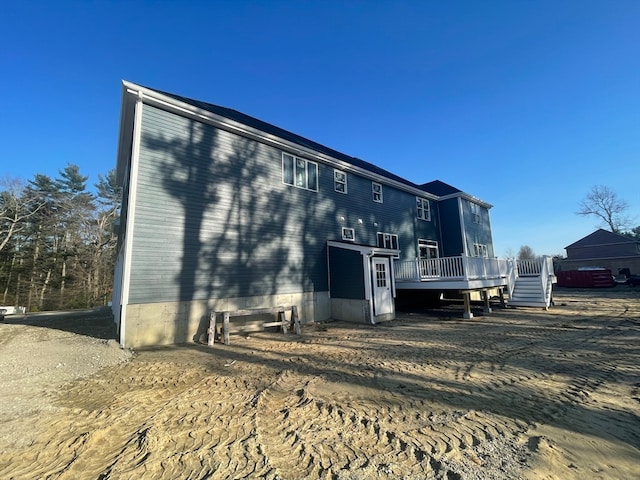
[334,170,347,193]
[473,243,488,257]
[282,153,318,191]
[418,239,439,259]
[372,182,383,203]
[341,227,355,242]
[470,202,481,223]
[377,232,399,250]
[416,197,431,221]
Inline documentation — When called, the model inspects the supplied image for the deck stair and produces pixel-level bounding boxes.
[507,257,555,309]
[508,277,551,308]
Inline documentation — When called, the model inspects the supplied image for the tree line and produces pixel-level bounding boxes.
[0,164,120,312]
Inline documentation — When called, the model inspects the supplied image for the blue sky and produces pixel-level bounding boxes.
[1,0,638,257]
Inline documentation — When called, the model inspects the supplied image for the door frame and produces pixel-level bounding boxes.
[372,257,393,316]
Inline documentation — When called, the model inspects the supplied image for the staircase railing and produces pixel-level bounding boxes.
[538,256,554,306]
[507,258,517,299]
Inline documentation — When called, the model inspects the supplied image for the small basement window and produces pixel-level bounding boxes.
[342,227,355,241]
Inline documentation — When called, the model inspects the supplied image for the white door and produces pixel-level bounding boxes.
[373,258,393,316]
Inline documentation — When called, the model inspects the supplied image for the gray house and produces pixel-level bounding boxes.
[112,81,554,347]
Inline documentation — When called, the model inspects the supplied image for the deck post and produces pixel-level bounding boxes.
[497,288,506,308]
[482,290,492,314]
[463,292,473,319]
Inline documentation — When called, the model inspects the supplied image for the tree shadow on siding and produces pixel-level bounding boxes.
[145,118,334,344]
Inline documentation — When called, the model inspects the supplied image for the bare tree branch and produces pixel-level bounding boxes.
[0,177,46,253]
[576,185,630,233]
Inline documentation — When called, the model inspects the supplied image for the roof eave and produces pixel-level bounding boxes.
[121,81,439,200]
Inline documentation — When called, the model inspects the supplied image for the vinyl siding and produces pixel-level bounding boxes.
[127,103,440,304]
[438,198,463,257]
[461,199,494,257]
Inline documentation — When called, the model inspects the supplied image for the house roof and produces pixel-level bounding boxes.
[150,86,431,191]
[565,228,638,249]
[420,180,462,196]
[122,81,491,207]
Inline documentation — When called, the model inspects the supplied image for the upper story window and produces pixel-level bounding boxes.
[372,182,383,203]
[470,202,481,223]
[416,197,431,221]
[377,232,399,250]
[282,153,318,191]
[334,170,347,193]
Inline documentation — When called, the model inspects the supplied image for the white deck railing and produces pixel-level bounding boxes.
[394,255,554,286]
[395,256,510,283]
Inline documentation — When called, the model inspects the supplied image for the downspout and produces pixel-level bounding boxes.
[118,90,144,347]
[364,250,375,324]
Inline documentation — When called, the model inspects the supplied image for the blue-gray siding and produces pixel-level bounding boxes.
[461,199,494,257]
[127,104,439,304]
[438,198,463,257]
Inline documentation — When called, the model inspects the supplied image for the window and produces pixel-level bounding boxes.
[375,263,387,287]
[470,202,481,223]
[342,227,355,241]
[473,243,488,257]
[377,232,399,250]
[372,182,383,203]
[282,153,318,191]
[418,239,439,259]
[416,197,431,221]
[334,170,347,193]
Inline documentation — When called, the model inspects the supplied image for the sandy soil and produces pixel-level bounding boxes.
[0,288,638,479]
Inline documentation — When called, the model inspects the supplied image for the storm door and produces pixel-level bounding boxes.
[372,258,393,316]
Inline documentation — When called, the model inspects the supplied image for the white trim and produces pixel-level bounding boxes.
[282,152,318,192]
[341,227,355,241]
[327,240,399,257]
[416,197,431,221]
[121,81,440,201]
[118,93,144,347]
[334,169,347,194]
[439,191,492,209]
[458,196,468,256]
[372,257,393,316]
[363,254,373,318]
[418,238,439,258]
[376,232,399,252]
[372,181,383,203]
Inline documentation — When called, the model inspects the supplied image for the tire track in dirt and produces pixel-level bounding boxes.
[1,290,638,479]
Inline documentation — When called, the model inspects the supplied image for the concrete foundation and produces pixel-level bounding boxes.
[122,291,330,348]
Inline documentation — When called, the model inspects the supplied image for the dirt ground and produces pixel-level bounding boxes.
[0,288,638,480]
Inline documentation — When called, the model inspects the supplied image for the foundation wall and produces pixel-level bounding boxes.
[123,291,330,348]
[330,298,372,324]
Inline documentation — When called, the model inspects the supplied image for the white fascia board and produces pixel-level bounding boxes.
[122,81,438,201]
[438,191,493,209]
[327,241,399,257]
[115,85,139,186]
[118,92,144,347]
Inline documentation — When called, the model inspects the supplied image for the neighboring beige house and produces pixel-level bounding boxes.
[558,229,640,276]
